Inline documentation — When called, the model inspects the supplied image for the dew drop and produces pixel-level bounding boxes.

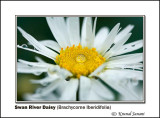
[21,44,28,48]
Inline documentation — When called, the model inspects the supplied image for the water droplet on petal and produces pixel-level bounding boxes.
[21,44,28,48]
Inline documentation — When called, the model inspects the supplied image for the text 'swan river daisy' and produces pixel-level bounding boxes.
[17,17,143,101]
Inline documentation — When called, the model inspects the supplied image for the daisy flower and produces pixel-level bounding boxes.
[17,17,143,101]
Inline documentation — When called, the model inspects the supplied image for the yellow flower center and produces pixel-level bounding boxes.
[56,44,105,78]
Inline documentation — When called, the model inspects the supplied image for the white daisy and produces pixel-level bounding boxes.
[17,17,143,101]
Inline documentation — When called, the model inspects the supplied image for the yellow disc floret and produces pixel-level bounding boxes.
[56,44,105,78]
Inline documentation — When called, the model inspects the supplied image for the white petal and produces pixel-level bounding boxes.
[46,17,71,48]
[114,25,134,43]
[79,76,92,100]
[30,75,59,86]
[79,77,115,101]
[119,81,143,101]
[94,27,109,48]
[81,17,94,48]
[39,40,61,52]
[18,59,58,76]
[55,79,68,96]
[100,69,143,81]
[132,82,143,100]
[40,79,63,96]
[48,65,72,79]
[93,17,97,39]
[28,39,61,52]
[24,94,44,101]
[97,23,120,55]
[104,33,132,59]
[60,79,78,100]
[17,45,55,60]
[18,59,50,67]
[24,93,59,101]
[113,40,143,56]
[19,59,72,79]
[42,93,59,101]
[98,70,143,100]
[106,62,143,70]
[18,59,72,78]
[108,53,143,64]
[91,79,114,100]
[89,63,107,77]
[66,17,80,46]
[17,27,57,59]
[35,56,45,63]
[87,90,105,101]
[17,62,47,75]
[91,17,97,48]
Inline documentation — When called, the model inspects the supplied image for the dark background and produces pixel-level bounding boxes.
[17,17,143,101]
